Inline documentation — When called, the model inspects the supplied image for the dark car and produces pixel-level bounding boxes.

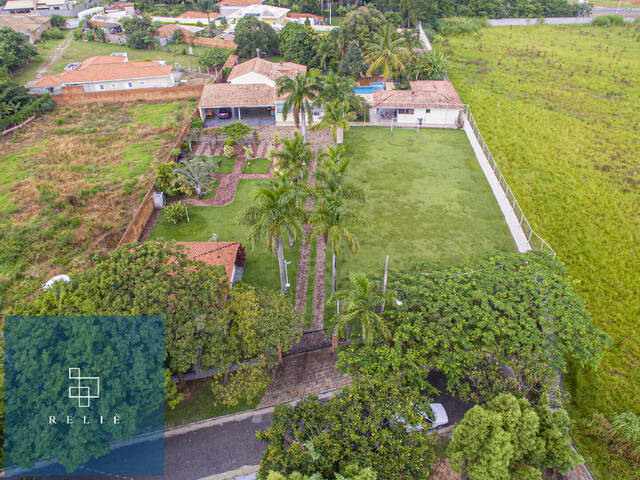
[218,108,231,119]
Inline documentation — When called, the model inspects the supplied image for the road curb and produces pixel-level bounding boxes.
[199,464,259,480]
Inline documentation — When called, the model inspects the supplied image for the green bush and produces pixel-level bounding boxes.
[191,117,203,129]
[220,121,252,142]
[164,202,188,224]
[153,162,185,197]
[0,94,55,132]
[41,28,66,41]
[436,17,486,36]
[592,15,624,26]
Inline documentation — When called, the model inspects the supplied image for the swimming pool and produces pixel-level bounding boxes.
[353,82,385,95]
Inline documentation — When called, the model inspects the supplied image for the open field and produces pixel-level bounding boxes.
[0,101,195,312]
[438,23,640,480]
[337,127,515,285]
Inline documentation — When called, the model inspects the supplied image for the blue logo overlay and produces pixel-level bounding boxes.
[4,316,165,476]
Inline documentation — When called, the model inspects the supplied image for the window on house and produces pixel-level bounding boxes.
[139,81,145,86]
[98,84,105,90]
[111,83,117,88]
[426,108,431,113]
[397,109,414,115]
[127,82,133,88]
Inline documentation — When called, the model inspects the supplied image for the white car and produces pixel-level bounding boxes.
[42,274,71,291]
[395,403,449,432]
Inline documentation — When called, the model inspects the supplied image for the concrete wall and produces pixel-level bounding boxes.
[53,84,203,106]
[84,75,177,93]
[487,16,637,26]
[372,107,462,127]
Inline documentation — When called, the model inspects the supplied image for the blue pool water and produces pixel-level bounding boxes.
[353,82,386,95]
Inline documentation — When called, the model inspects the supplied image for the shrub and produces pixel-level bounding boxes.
[0,94,55,132]
[223,144,235,158]
[235,245,246,267]
[592,15,624,26]
[164,202,188,224]
[221,121,252,142]
[191,117,203,129]
[436,17,486,36]
[153,161,185,197]
[49,14,66,29]
[41,28,66,41]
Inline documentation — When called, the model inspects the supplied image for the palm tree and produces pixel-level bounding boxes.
[315,35,337,72]
[198,0,215,38]
[273,131,314,181]
[173,157,217,198]
[328,272,396,345]
[312,100,355,145]
[309,196,367,296]
[363,22,405,82]
[276,72,319,140]
[237,176,303,294]
[314,149,365,203]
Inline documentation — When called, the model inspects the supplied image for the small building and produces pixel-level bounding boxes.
[217,0,265,17]
[370,81,464,127]
[174,241,244,285]
[2,0,72,14]
[77,6,104,20]
[104,1,134,15]
[286,12,323,25]
[156,23,206,41]
[30,53,181,95]
[224,4,289,31]
[176,10,219,22]
[0,15,50,44]
[227,56,306,88]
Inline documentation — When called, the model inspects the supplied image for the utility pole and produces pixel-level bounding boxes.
[380,255,389,313]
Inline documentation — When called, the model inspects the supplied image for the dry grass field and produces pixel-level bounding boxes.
[0,101,195,312]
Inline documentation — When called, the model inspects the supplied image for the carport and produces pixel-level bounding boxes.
[198,83,276,127]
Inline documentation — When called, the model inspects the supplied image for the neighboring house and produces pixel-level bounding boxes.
[227,57,305,88]
[30,54,181,95]
[174,241,244,285]
[216,0,265,17]
[2,0,72,14]
[198,57,317,126]
[286,12,323,25]
[0,15,50,44]
[156,23,205,41]
[224,4,289,32]
[369,80,464,127]
[176,10,219,22]
[104,1,134,15]
[77,6,104,20]
[150,13,219,27]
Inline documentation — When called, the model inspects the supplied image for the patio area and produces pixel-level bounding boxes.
[203,107,276,127]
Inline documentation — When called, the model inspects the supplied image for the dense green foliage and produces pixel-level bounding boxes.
[449,394,578,480]
[49,14,66,29]
[278,22,320,66]
[121,16,156,49]
[337,252,610,403]
[267,464,376,480]
[234,16,278,58]
[0,26,38,72]
[257,376,436,479]
[4,315,164,472]
[0,86,54,132]
[198,46,231,68]
[439,24,640,479]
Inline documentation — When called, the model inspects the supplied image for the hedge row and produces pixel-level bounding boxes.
[0,94,55,132]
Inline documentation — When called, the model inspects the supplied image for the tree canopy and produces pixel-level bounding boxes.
[0,27,38,73]
[234,16,278,58]
[257,375,435,479]
[278,22,320,67]
[448,393,579,480]
[336,252,610,403]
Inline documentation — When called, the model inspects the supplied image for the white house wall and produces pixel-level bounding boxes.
[229,72,276,88]
[82,75,176,92]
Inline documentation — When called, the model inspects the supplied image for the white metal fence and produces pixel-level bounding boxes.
[462,105,556,258]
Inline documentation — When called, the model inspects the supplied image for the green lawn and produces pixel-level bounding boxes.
[242,157,271,174]
[336,127,515,287]
[150,179,304,304]
[437,24,640,480]
[165,378,263,427]
[212,155,236,174]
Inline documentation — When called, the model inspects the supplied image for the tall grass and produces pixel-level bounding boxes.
[438,23,640,480]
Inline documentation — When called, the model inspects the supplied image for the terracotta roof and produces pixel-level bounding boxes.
[227,57,306,83]
[156,24,197,37]
[217,0,264,5]
[105,1,133,10]
[222,53,238,70]
[31,56,172,87]
[174,242,240,281]
[177,10,219,18]
[372,81,463,109]
[286,12,322,20]
[199,83,275,107]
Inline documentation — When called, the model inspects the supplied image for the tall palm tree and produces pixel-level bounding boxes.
[314,149,365,203]
[276,72,319,140]
[309,196,367,296]
[173,157,217,198]
[363,22,405,82]
[314,35,337,72]
[312,100,355,146]
[237,176,303,294]
[197,0,215,38]
[273,131,314,181]
[328,272,396,345]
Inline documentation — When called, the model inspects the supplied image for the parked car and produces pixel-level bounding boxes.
[394,403,449,432]
[218,108,231,119]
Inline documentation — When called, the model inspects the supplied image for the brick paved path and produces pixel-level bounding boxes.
[311,234,328,331]
[258,347,351,408]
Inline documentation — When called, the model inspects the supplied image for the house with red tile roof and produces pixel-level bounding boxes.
[227,57,306,88]
[286,12,323,25]
[174,242,244,284]
[29,53,181,95]
[217,0,265,17]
